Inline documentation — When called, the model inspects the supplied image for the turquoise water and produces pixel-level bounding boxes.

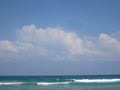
[0,75,120,90]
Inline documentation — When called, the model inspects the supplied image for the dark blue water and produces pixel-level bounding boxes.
[0,75,120,90]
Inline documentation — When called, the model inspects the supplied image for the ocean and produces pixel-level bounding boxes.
[0,75,120,90]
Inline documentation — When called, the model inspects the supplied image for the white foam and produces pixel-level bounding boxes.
[73,79,120,83]
[0,82,23,85]
[37,82,70,86]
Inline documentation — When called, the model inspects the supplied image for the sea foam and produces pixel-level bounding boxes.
[37,82,70,86]
[73,79,120,83]
[0,82,23,85]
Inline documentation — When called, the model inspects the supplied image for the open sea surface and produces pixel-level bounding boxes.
[0,75,120,90]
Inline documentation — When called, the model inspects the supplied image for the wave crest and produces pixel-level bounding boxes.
[73,79,120,83]
[0,82,23,85]
[37,82,70,86]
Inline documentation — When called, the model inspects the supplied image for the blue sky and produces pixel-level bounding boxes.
[0,0,120,75]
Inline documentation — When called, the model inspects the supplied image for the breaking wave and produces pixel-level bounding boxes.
[0,78,120,86]
[37,82,70,86]
[0,82,23,85]
[73,79,120,83]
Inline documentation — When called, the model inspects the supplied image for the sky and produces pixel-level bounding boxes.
[0,0,120,75]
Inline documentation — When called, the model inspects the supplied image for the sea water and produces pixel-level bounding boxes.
[0,75,120,90]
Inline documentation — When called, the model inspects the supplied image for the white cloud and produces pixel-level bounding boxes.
[18,24,97,55]
[0,40,18,61]
[99,33,120,51]
[0,40,17,53]
[0,24,120,61]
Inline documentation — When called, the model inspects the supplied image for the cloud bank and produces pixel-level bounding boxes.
[0,24,120,61]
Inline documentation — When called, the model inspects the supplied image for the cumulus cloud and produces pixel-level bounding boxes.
[0,24,120,61]
[0,40,17,53]
[18,24,97,55]
[99,33,120,51]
